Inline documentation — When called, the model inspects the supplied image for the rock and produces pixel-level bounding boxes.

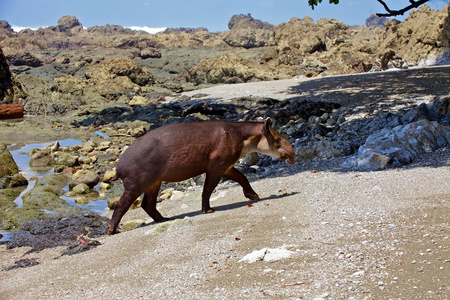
[242,152,260,166]
[98,141,112,150]
[228,14,274,30]
[185,53,282,85]
[29,148,56,168]
[428,95,450,125]
[122,219,146,231]
[75,196,89,205]
[107,196,120,210]
[145,217,193,234]
[140,47,161,59]
[57,15,82,32]
[72,183,90,194]
[159,188,174,201]
[0,142,19,178]
[99,182,110,189]
[0,104,24,119]
[129,95,150,106]
[0,173,28,189]
[81,140,97,153]
[349,119,450,171]
[56,153,79,167]
[21,174,77,216]
[5,52,43,67]
[239,246,296,263]
[84,57,155,86]
[70,170,100,189]
[170,191,185,201]
[103,169,116,182]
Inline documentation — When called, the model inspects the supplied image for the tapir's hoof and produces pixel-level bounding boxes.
[203,207,215,214]
[107,225,121,235]
[245,192,260,202]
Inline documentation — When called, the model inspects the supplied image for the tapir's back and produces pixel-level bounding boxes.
[116,121,245,182]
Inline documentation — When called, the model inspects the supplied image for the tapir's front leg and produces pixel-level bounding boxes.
[224,167,260,201]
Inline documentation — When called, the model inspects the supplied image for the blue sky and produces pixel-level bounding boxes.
[0,0,448,33]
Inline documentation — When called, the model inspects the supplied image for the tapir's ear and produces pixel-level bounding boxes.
[264,117,272,133]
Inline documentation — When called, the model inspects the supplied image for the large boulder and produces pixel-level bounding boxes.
[57,16,82,33]
[85,57,155,86]
[6,51,43,67]
[380,4,450,64]
[185,53,282,84]
[0,142,19,178]
[228,14,274,30]
[222,28,276,48]
[70,170,100,189]
[348,119,450,171]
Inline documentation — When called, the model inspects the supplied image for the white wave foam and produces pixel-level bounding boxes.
[127,26,167,34]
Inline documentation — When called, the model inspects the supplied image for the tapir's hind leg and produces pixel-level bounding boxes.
[202,170,224,214]
[224,167,260,201]
[141,181,171,222]
[108,189,142,235]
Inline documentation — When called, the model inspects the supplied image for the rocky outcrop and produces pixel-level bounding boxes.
[0,47,27,104]
[6,51,43,67]
[380,5,450,64]
[0,142,19,178]
[348,119,450,171]
[185,53,284,84]
[228,14,274,30]
[0,47,14,103]
[57,15,82,33]
[85,57,155,86]
[0,6,446,116]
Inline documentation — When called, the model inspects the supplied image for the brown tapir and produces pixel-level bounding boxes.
[107,117,294,235]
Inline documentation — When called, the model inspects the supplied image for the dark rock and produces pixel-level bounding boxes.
[3,258,40,271]
[6,52,43,67]
[428,95,450,125]
[5,213,108,253]
[140,47,162,59]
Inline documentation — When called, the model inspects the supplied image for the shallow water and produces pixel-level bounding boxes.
[9,139,109,213]
[1,139,111,241]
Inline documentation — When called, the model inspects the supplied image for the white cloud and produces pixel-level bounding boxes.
[127,26,167,34]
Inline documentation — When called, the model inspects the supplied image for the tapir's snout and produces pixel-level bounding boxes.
[280,143,295,165]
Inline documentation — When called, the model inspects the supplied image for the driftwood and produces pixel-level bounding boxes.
[0,104,24,119]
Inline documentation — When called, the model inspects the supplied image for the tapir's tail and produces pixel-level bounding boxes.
[110,175,119,182]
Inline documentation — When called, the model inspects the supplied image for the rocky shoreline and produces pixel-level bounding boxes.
[0,64,449,253]
[0,5,449,299]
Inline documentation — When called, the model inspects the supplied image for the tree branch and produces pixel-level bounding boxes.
[375,0,430,17]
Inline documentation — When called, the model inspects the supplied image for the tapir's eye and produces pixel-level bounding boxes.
[274,139,281,148]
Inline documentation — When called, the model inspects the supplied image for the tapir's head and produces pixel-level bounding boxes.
[258,118,295,164]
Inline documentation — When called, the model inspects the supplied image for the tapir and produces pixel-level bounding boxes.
[107,117,294,235]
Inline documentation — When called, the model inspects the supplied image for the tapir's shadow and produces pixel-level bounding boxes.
[142,191,299,227]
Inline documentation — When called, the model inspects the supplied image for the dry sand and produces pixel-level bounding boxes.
[1,66,449,299]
